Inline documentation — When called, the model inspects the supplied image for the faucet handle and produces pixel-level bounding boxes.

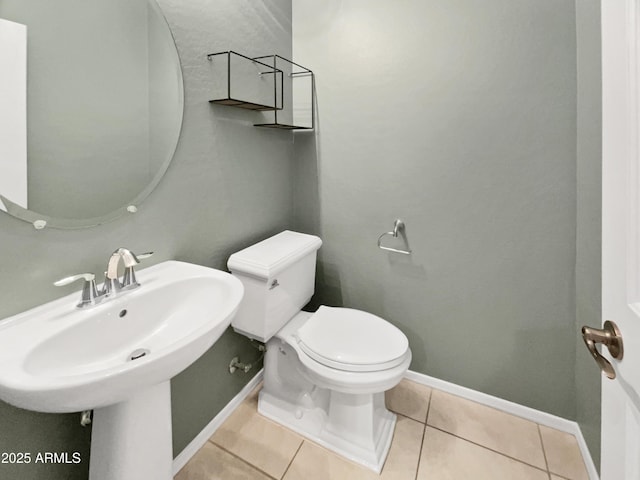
[54,273,102,309]
[122,251,154,289]
[54,273,95,287]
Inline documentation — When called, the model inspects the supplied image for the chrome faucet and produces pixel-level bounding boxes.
[102,248,154,296]
[54,248,153,309]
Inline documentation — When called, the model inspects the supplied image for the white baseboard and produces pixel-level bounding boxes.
[172,369,264,475]
[404,370,599,480]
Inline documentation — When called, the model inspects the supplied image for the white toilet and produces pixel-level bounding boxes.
[228,230,412,472]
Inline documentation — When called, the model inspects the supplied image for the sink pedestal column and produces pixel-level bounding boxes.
[89,381,173,480]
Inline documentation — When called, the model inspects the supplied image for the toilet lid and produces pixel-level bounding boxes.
[295,306,409,372]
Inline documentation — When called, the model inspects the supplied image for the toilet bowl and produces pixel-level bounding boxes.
[227,231,411,472]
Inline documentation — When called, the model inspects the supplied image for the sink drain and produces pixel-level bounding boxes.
[128,348,150,361]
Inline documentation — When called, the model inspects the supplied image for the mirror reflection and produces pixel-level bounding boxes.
[0,0,183,227]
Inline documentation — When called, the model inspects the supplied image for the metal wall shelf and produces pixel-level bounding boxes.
[211,98,276,111]
[207,51,314,130]
[207,51,283,112]
[253,123,313,130]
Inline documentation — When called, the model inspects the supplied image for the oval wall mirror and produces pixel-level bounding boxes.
[0,0,184,229]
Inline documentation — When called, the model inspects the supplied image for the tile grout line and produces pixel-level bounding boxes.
[280,440,305,480]
[424,387,433,424]
[537,424,552,479]
[426,385,585,479]
[413,424,428,480]
[395,411,425,424]
[427,425,550,475]
[207,439,280,480]
[431,387,543,430]
[413,388,433,480]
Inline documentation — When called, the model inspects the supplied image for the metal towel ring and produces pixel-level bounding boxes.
[378,219,412,255]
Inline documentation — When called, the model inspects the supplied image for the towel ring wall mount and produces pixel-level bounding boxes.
[378,219,411,255]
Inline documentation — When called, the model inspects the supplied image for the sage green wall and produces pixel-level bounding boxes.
[293,0,578,418]
[575,0,602,469]
[0,1,293,479]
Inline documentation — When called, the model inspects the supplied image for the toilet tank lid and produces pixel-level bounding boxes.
[227,230,322,280]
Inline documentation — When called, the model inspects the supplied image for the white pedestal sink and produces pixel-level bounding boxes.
[0,261,244,480]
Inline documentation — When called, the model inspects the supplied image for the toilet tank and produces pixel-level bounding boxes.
[227,230,322,342]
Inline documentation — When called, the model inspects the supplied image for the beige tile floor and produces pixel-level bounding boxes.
[175,380,590,480]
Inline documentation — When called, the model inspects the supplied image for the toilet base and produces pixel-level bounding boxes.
[259,387,396,473]
[256,312,410,472]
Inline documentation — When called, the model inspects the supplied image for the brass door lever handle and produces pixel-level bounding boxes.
[581,320,623,379]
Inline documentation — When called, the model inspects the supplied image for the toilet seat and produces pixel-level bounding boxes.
[294,306,409,372]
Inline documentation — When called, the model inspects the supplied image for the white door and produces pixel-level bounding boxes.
[601,0,640,478]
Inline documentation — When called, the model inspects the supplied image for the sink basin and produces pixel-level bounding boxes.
[0,260,244,480]
[0,260,243,412]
